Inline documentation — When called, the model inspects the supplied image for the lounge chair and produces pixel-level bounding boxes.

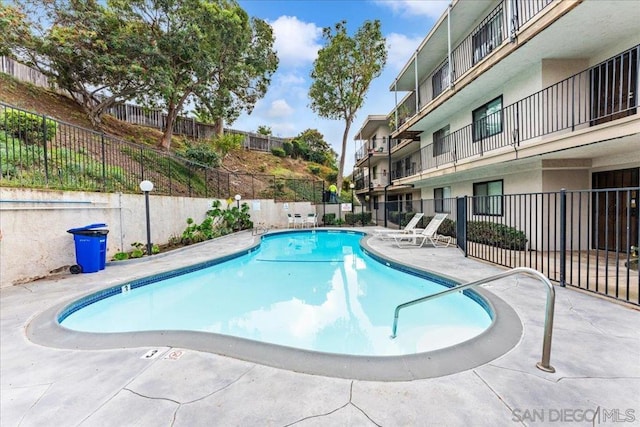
[287,213,295,228]
[374,213,424,240]
[391,213,452,248]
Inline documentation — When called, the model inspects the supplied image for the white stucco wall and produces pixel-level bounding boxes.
[0,188,316,287]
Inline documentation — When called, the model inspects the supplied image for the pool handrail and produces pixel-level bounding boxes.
[390,267,556,373]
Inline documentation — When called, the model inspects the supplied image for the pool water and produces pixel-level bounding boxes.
[61,231,492,356]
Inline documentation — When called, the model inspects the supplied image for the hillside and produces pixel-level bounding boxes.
[0,73,327,189]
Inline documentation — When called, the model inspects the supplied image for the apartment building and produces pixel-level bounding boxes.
[355,0,639,247]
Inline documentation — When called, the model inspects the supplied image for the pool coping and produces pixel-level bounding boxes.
[26,229,523,381]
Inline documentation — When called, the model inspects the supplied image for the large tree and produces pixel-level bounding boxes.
[113,0,277,149]
[194,15,278,137]
[308,20,386,191]
[17,0,153,125]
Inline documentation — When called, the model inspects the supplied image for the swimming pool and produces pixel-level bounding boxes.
[59,231,492,356]
[30,229,522,380]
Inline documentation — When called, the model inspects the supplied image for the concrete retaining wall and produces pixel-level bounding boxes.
[0,188,317,287]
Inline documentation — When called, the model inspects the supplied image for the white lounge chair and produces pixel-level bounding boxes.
[374,213,424,240]
[287,213,295,228]
[391,213,452,248]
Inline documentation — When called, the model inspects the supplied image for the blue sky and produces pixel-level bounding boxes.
[234,0,448,173]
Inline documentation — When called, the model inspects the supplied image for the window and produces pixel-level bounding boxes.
[432,61,449,97]
[404,158,412,176]
[434,187,451,213]
[433,125,450,157]
[373,196,379,210]
[472,10,503,65]
[473,180,503,216]
[473,96,503,141]
[405,193,413,212]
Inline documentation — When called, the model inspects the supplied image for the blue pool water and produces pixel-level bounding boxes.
[60,231,492,356]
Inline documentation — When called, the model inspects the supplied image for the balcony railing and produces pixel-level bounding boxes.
[355,171,390,191]
[394,0,555,130]
[355,137,394,163]
[407,45,639,174]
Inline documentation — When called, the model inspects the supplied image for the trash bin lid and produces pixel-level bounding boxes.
[67,223,108,234]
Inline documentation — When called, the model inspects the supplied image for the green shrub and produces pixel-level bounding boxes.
[212,133,243,157]
[113,252,129,261]
[271,146,286,157]
[322,213,336,225]
[0,110,57,145]
[421,216,456,237]
[182,144,220,167]
[282,141,293,156]
[308,164,321,175]
[344,212,372,225]
[467,221,528,250]
[389,211,415,227]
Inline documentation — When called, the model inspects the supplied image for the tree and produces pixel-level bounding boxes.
[257,125,272,135]
[292,128,337,167]
[309,20,386,192]
[17,0,153,125]
[193,14,278,137]
[0,4,31,58]
[112,0,277,149]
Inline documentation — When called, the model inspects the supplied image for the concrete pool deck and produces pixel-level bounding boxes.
[1,229,639,426]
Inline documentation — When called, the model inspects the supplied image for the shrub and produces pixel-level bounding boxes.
[345,212,372,225]
[0,110,57,145]
[271,146,286,157]
[389,211,414,226]
[282,141,293,156]
[322,213,336,225]
[467,221,528,250]
[212,133,243,157]
[421,216,456,238]
[183,144,220,167]
[308,164,321,175]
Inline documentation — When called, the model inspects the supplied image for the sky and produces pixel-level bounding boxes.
[233,0,449,174]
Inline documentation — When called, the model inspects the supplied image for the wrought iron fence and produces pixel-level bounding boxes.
[0,101,322,201]
[371,190,639,305]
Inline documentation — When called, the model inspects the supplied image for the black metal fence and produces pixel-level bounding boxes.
[0,101,322,201]
[371,189,639,305]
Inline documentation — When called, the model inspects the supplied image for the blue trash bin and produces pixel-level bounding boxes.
[67,223,109,274]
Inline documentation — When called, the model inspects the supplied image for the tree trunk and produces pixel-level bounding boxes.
[336,119,352,196]
[214,117,224,137]
[159,101,178,150]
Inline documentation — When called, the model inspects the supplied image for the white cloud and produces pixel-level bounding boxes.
[270,16,323,68]
[375,0,448,19]
[271,123,297,136]
[277,72,305,86]
[386,33,424,71]
[266,99,294,118]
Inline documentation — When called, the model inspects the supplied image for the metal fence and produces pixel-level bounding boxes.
[0,101,322,202]
[371,189,639,305]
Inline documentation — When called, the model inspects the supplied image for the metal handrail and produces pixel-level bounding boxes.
[390,267,556,373]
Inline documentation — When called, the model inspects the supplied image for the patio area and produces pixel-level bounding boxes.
[1,229,639,426]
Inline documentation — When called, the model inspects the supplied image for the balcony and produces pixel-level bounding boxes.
[354,137,392,164]
[392,0,555,135]
[410,45,638,175]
